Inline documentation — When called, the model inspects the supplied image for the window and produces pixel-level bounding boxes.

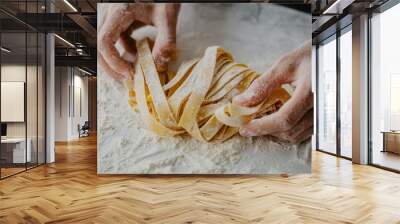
[339,27,352,158]
[316,25,353,159]
[317,35,337,154]
[370,2,400,171]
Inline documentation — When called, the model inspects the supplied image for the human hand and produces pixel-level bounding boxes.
[233,41,313,143]
[98,3,180,80]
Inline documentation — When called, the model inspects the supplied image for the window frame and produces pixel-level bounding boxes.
[315,24,353,161]
[367,0,400,173]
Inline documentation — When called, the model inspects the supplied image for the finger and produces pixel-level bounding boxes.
[233,54,297,107]
[119,24,139,63]
[284,108,313,137]
[119,21,150,67]
[152,3,180,72]
[233,69,284,107]
[271,127,313,144]
[292,127,313,143]
[239,78,313,137]
[233,41,312,107]
[98,5,118,79]
[98,53,125,80]
[98,4,108,31]
[267,135,288,143]
[239,112,280,137]
[98,4,136,78]
[270,109,313,143]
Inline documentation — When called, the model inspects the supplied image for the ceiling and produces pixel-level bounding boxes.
[0,0,99,74]
[311,0,392,43]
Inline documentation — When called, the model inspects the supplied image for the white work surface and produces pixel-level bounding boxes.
[1,138,31,163]
[98,4,311,174]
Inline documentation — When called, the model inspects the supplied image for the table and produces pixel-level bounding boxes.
[1,138,31,164]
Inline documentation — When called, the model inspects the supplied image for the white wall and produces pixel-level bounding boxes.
[73,73,89,137]
[1,82,25,122]
[1,65,27,141]
[1,63,46,164]
[1,65,38,137]
[55,66,69,141]
[54,67,89,141]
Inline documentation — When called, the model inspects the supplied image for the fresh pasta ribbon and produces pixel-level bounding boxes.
[125,38,291,142]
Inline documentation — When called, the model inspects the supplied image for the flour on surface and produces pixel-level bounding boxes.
[98,4,311,174]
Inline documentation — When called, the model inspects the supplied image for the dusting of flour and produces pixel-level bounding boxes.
[97,4,311,174]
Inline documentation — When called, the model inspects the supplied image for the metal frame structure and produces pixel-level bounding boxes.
[315,24,352,161]
[0,0,47,180]
[315,0,400,172]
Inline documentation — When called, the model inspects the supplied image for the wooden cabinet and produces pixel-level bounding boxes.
[382,132,400,154]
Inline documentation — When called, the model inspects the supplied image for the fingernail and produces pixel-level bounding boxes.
[233,95,244,105]
[155,56,170,72]
[125,67,134,80]
[239,128,255,137]
[234,90,255,105]
[122,51,135,63]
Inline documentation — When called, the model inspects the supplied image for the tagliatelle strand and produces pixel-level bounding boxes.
[126,38,291,142]
[134,62,183,136]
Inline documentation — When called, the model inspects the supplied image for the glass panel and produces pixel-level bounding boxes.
[339,28,352,158]
[317,36,337,154]
[38,32,45,165]
[0,1,46,179]
[1,31,27,177]
[371,4,400,171]
[27,31,38,169]
[26,0,39,169]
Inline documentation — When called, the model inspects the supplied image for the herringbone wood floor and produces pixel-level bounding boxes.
[1,135,400,224]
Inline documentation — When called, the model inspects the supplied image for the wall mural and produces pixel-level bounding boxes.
[97,3,312,174]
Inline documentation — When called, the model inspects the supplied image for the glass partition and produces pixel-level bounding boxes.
[0,1,46,179]
[0,31,28,177]
[27,31,38,169]
[38,32,45,165]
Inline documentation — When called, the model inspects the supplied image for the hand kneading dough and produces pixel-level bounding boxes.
[125,39,290,143]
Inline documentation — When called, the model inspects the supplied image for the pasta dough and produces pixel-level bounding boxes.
[125,39,290,142]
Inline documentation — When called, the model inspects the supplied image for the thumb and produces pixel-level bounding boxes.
[239,77,313,137]
[152,4,180,72]
[233,52,298,107]
[233,69,285,107]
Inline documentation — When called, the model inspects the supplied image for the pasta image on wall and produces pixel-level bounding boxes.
[98,3,312,174]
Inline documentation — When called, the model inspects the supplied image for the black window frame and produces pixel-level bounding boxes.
[367,0,400,173]
[0,0,47,180]
[315,22,353,161]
